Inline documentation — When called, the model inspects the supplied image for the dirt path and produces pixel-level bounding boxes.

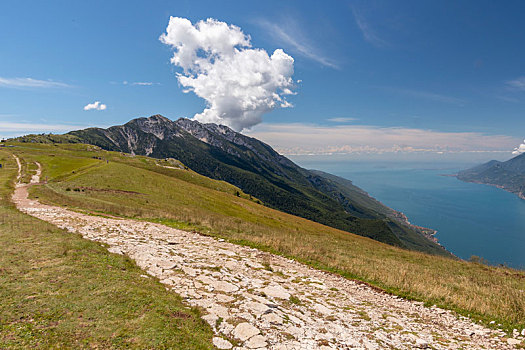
[10,155,521,349]
[14,154,22,183]
[31,161,42,184]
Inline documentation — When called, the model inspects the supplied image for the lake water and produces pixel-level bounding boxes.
[291,157,525,269]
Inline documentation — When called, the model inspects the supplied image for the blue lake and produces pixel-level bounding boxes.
[291,158,525,269]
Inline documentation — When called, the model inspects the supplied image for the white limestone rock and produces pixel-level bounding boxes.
[212,337,233,349]
[233,322,260,341]
[245,334,267,348]
[260,285,290,299]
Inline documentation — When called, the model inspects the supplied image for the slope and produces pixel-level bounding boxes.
[13,115,447,255]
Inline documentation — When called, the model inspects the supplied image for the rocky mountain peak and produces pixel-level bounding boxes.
[174,118,243,146]
[174,118,275,161]
[148,114,171,122]
[127,114,175,140]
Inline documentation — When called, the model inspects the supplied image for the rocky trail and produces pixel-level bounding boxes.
[10,156,522,349]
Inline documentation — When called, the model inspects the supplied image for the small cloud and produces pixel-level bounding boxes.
[512,140,525,155]
[0,77,70,89]
[351,7,388,48]
[257,19,339,69]
[381,87,465,105]
[0,121,88,132]
[327,117,358,123]
[83,101,107,111]
[495,95,519,103]
[122,81,159,86]
[132,82,159,86]
[505,77,525,91]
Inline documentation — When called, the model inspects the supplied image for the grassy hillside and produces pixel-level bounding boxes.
[13,115,448,255]
[4,142,525,333]
[0,149,214,348]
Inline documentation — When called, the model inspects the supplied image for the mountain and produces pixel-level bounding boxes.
[457,153,525,199]
[15,115,448,255]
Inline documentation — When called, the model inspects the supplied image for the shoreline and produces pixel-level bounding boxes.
[353,182,450,254]
[390,210,445,248]
[364,195,449,252]
[454,176,525,201]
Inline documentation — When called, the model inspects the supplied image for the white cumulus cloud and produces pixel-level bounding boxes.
[83,101,107,111]
[160,17,295,131]
[512,140,525,155]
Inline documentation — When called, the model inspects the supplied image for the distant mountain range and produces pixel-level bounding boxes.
[457,153,525,199]
[14,115,448,256]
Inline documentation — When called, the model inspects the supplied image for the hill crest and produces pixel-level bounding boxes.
[13,114,448,255]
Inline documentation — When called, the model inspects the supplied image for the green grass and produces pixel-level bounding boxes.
[289,296,302,306]
[5,142,525,334]
[0,150,214,348]
[13,127,444,253]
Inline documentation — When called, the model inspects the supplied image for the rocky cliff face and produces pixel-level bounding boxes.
[174,118,299,179]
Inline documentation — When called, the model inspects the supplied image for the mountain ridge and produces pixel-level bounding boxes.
[457,153,525,200]
[13,114,448,256]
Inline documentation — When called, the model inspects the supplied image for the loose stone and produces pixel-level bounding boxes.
[233,322,260,341]
[245,334,268,348]
[212,337,233,349]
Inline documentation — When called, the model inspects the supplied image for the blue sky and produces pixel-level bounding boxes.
[1,0,524,161]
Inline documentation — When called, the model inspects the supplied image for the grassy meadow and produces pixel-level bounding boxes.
[0,148,214,348]
[4,142,525,334]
